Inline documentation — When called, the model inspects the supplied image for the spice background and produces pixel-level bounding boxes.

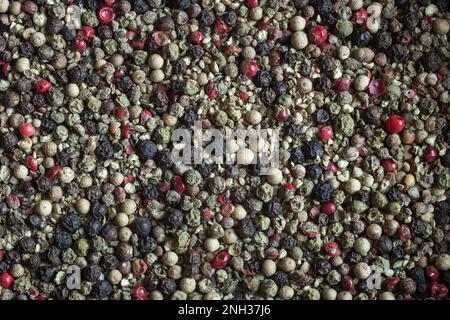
[0,0,450,301]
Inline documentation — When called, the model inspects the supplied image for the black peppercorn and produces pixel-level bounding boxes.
[312,182,333,203]
[83,264,103,282]
[263,201,282,217]
[62,213,82,233]
[0,132,19,151]
[54,231,73,250]
[132,217,152,237]
[136,140,157,161]
[302,139,324,160]
[236,217,256,238]
[92,281,113,298]
[166,208,183,228]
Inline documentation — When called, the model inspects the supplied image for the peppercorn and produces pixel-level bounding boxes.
[131,217,152,237]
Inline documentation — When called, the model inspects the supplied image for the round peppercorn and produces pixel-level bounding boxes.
[136,140,157,161]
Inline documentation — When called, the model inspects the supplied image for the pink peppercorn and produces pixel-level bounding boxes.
[211,250,232,269]
[114,107,130,121]
[173,175,186,194]
[18,123,36,138]
[34,79,52,93]
[335,78,352,91]
[121,124,134,139]
[309,25,328,44]
[342,276,354,291]
[282,183,296,192]
[202,209,214,220]
[324,242,341,257]
[0,250,4,261]
[46,166,62,180]
[381,159,398,172]
[399,224,412,241]
[385,276,401,291]
[0,273,14,288]
[423,146,439,163]
[317,126,333,141]
[215,19,230,34]
[0,60,11,76]
[189,31,206,45]
[385,115,405,133]
[77,26,95,40]
[276,108,289,122]
[246,0,259,8]
[354,9,368,25]
[73,38,87,52]
[98,7,116,24]
[320,201,337,215]
[133,286,149,300]
[426,266,439,282]
[368,79,387,97]
[240,60,260,78]
[22,1,38,14]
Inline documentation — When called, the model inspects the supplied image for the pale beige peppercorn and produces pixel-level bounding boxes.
[75,198,91,215]
[161,251,178,266]
[35,200,52,217]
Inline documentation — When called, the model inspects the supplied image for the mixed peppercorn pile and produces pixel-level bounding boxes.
[0,0,450,300]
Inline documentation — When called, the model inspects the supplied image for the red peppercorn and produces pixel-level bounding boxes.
[158,181,170,193]
[121,124,134,139]
[0,60,11,76]
[133,285,149,300]
[326,162,337,174]
[381,159,398,172]
[173,175,186,194]
[217,193,228,204]
[385,276,401,291]
[426,266,439,282]
[189,31,206,45]
[34,79,52,93]
[47,165,63,180]
[320,201,337,215]
[211,250,232,269]
[317,125,333,141]
[114,107,130,121]
[276,108,289,122]
[0,273,14,288]
[6,194,20,208]
[282,183,296,192]
[342,276,354,291]
[399,224,412,241]
[324,242,341,257]
[241,60,260,78]
[430,282,448,299]
[385,115,405,133]
[308,25,328,44]
[22,1,38,14]
[354,9,368,25]
[423,146,439,163]
[18,123,36,138]
[104,0,115,6]
[0,250,4,261]
[246,0,259,8]
[140,109,153,125]
[214,19,230,34]
[98,7,115,24]
[202,209,214,220]
[77,26,95,40]
[73,38,87,52]
[335,78,352,91]
[368,79,387,97]
[36,295,47,300]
